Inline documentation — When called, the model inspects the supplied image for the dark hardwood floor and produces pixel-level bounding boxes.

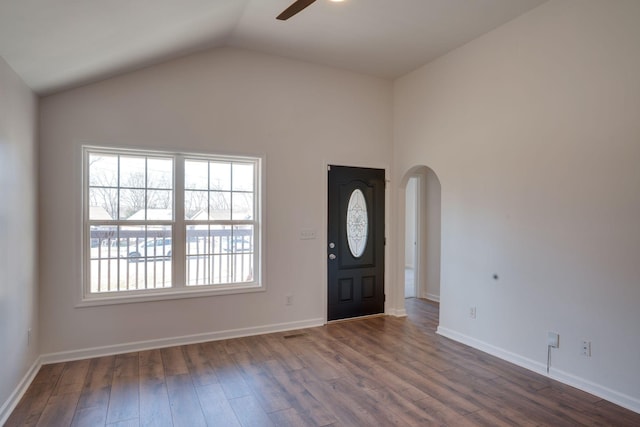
[6,298,640,426]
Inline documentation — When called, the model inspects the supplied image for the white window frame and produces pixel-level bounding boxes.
[80,145,264,306]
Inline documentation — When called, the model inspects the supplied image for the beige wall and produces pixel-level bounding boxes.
[0,57,38,418]
[39,47,393,355]
[394,0,640,410]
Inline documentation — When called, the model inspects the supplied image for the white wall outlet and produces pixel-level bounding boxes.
[469,306,477,319]
[548,331,559,348]
[285,294,294,306]
[581,340,591,357]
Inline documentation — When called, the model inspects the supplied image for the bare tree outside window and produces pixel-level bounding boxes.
[89,154,173,221]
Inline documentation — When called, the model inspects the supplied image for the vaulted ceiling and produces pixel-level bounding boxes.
[0,0,546,95]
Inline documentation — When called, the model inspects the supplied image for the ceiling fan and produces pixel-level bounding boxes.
[277,0,343,21]
[277,0,317,20]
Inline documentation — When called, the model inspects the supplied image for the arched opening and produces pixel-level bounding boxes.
[400,166,441,306]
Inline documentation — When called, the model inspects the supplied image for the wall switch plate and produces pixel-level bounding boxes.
[548,332,559,348]
[469,306,477,319]
[300,230,316,240]
[285,294,294,306]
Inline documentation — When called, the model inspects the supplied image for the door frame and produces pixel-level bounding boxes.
[322,161,390,324]
[405,176,420,299]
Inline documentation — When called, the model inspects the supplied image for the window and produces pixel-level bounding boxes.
[83,146,262,303]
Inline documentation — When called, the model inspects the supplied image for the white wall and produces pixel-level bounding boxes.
[404,177,417,269]
[394,0,640,410]
[0,57,38,416]
[39,47,392,355]
[422,167,441,301]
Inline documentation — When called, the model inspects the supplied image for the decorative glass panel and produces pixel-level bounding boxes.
[346,189,368,258]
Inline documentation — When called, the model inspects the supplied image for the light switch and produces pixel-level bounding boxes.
[300,230,317,240]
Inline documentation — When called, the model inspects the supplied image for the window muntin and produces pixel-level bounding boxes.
[83,147,262,301]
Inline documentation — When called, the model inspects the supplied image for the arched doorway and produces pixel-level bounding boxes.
[400,166,441,304]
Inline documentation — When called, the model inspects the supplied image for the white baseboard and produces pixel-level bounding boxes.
[8,320,638,422]
[3,318,324,423]
[425,293,440,303]
[437,326,640,415]
[41,318,324,365]
[0,356,42,426]
[387,308,407,317]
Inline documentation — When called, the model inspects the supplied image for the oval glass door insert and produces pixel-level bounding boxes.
[346,189,368,258]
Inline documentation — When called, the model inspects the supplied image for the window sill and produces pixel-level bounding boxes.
[77,283,265,307]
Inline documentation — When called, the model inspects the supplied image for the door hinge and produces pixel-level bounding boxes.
[384,294,386,302]
[384,237,386,246]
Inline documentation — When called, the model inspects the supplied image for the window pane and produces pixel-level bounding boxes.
[89,225,117,255]
[147,158,173,189]
[228,226,254,254]
[89,188,117,220]
[187,226,211,256]
[89,154,118,187]
[147,189,172,217]
[210,191,231,220]
[86,148,260,298]
[186,225,254,287]
[187,225,230,286]
[120,189,146,220]
[120,156,146,189]
[232,163,254,192]
[124,226,172,290]
[210,162,231,191]
[121,225,147,260]
[232,193,253,220]
[185,160,208,190]
[346,189,368,258]
[89,225,172,293]
[230,226,254,283]
[185,190,209,219]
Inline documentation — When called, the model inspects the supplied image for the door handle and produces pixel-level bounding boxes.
[329,254,336,260]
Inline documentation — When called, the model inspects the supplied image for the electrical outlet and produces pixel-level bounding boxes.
[548,332,559,348]
[581,340,591,357]
[469,306,477,319]
[286,294,294,306]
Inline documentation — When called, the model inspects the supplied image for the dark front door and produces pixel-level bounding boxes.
[328,165,385,321]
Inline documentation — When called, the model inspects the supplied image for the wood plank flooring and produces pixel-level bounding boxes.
[6,298,640,426]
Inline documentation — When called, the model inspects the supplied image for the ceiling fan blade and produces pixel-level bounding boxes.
[277,0,317,20]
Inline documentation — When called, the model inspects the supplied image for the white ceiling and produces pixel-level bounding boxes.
[0,0,546,95]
